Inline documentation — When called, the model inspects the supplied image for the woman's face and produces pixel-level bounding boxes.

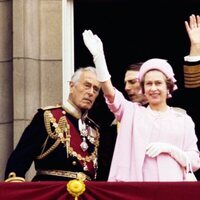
[144,70,168,106]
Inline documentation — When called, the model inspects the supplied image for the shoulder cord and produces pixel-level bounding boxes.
[36,110,69,159]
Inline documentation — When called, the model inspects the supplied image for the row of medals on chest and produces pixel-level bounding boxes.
[51,111,97,152]
[61,102,97,152]
[78,119,98,172]
[48,110,98,172]
[78,119,97,152]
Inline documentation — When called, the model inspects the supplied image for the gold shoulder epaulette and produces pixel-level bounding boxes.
[41,104,62,110]
[172,107,187,114]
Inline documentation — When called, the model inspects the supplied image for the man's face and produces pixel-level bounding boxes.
[69,71,101,111]
[124,70,144,102]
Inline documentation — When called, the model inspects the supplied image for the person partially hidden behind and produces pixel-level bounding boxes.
[124,62,148,105]
[183,14,200,179]
[183,14,200,88]
[4,66,101,182]
[110,62,148,128]
[82,28,200,181]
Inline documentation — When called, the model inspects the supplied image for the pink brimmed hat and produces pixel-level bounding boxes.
[138,58,178,93]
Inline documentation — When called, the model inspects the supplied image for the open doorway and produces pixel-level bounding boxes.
[73,1,200,173]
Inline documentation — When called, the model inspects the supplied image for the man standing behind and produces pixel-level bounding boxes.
[124,62,148,105]
[111,62,148,127]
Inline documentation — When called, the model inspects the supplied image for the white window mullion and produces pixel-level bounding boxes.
[62,0,74,105]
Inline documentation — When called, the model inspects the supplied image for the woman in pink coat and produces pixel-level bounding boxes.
[82,19,200,181]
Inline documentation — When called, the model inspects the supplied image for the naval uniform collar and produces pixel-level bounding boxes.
[62,100,88,120]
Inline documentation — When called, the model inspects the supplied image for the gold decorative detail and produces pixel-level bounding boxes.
[36,170,91,181]
[5,172,25,182]
[36,110,71,159]
[67,179,86,200]
[68,142,99,167]
[42,104,61,110]
[77,172,87,181]
[36,138,61,159]
[44,111,70,141]
[38,109,99,173]
[184,65,200,88]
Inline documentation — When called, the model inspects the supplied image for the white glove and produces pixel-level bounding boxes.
[82,30,111,82]
[146,142,187,167]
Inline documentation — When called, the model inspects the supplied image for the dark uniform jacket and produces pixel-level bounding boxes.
[5,104,100,181]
